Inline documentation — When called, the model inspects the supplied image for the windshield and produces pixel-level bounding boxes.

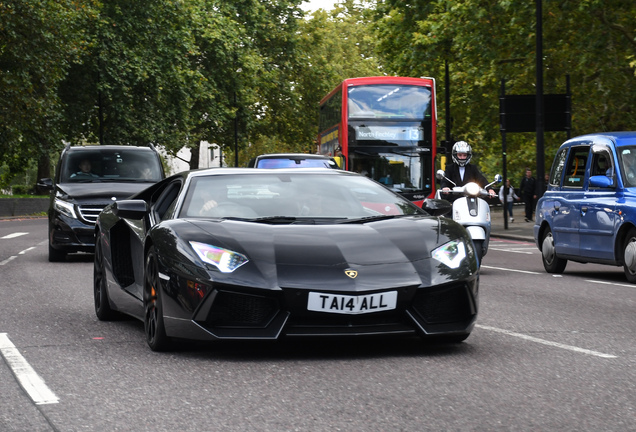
[179,172,423,220]
[256,158,337,169]
[60,148,163,183]
[347,85,431,119]
[618,146,636,187]
[349,151,425,194]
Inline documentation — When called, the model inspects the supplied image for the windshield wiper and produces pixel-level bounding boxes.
[336,214,404,224]
[250,216,298,224]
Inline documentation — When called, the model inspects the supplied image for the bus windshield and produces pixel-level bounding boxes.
[348,85,432,119]
[351,150,426,194]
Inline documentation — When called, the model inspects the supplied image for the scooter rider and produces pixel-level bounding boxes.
[441,141,496,199]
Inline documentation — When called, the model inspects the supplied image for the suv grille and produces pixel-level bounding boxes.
[78,204,107,224]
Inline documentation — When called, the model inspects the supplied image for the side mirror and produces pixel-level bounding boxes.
[422,198,452,217]
[37,178,53,191]
[435,169,446,181]
[494,174,502,183]
[113,200,149,219]
[589,175,614,188]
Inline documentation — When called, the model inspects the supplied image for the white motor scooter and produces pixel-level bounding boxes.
[435,170,502,262]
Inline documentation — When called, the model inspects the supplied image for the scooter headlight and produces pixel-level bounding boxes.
[465,182,481,196]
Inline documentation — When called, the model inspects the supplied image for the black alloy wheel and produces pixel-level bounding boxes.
[541,227,567,274]
[144,246,172,351]
[94,238,116,320]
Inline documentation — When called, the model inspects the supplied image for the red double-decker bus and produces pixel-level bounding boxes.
[318,76,438,206]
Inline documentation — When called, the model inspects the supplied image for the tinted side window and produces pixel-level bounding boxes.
[153,181,182,221]
[563,146,590,189]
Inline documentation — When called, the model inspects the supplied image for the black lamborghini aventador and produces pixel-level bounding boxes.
[94,168,480,351]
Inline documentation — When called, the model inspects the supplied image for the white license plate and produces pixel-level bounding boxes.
[307,291,397,315]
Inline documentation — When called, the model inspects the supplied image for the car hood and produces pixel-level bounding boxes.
[175,216,471,292]
[56,182,152,202]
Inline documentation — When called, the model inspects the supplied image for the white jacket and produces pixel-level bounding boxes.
[499,185,519,203]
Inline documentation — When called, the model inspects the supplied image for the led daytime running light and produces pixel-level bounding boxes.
[190,241,248,273]
[431,240,466,269]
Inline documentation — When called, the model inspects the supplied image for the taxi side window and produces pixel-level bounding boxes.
[591,152,612,177]
[550,148,567,186]
[563,146,590,188]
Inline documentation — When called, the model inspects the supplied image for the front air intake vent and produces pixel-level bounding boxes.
[411,284,472,325]
[206,291,279,328]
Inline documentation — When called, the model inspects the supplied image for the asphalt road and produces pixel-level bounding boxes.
[1,217,635,431]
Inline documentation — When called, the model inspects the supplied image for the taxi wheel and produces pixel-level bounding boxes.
[622,229,636,283]
[541,228,567,273]
[144,247,172,351]
[94,239,116,321]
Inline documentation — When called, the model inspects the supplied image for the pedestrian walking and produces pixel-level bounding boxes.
[499,179,520,222]
[520,168,536,222]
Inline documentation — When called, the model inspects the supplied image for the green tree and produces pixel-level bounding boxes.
[374,0,636,180]
[240,0,383,165]
[0,0,96,187]
[60,0,206,152]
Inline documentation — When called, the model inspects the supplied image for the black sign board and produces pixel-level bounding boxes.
[500,94,570,132]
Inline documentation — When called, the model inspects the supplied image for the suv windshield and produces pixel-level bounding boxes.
[60,148,163,183]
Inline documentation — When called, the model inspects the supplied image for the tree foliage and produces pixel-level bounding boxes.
[374,0,636,180]
[0,0,96,186]
[2,0,634,187]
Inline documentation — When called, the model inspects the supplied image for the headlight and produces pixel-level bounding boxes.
[54,198,77,219]
[431,240,466,269]
[465,182,481,196]
[189,241,248,273]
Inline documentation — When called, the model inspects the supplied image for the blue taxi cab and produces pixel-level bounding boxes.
[534,131,636,282]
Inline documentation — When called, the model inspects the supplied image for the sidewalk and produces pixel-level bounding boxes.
[489,204,535,243]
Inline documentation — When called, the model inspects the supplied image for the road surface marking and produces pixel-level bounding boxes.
[481,265,541,275]
[476,325,617,359]
[489,247,534,254]
[1,232,28,239]
[0,256,17,266]
[0,333,59,404]
[586,279,636,289]
[18,247,36,255]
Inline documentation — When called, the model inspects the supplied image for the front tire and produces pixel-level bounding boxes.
[623,228,636,283]
[48,242,67,262]
[144,246,172,351]
[541,228,567,273]
[473,240,484,263]
[94,239,116,320]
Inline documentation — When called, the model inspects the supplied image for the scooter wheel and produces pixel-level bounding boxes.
[473,241,484,262]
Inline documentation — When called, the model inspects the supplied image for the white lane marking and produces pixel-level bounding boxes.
[489,247,533,255]
[0,256,17,266]
[586,279,636,289]
[19,247,36,255]
[481,265,541,275]
[476,325,617,359]
[1,232,28,239]
[0,333,59,405]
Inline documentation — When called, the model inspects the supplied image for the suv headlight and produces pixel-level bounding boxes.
[431,240,466,269]
[54,198,77,219]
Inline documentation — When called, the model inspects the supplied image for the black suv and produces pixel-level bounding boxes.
[38,144,165,261]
